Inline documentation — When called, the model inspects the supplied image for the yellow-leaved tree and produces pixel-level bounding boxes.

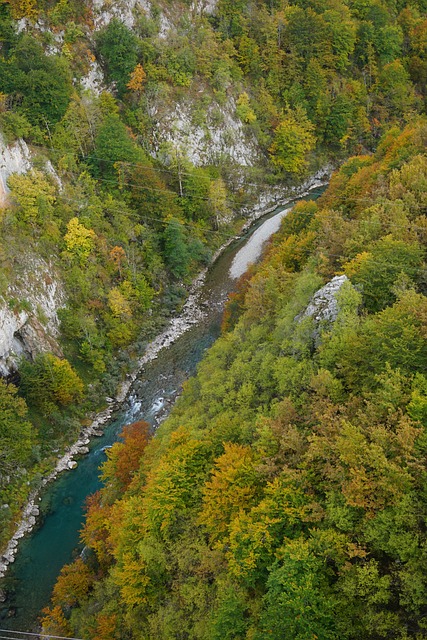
[269,108,316,175]
[8,169,56,225]
[6,0,37,19]
[63,217,96,264]
[199,442,260,542]
[108,286,132,318]
[20,353,84,413]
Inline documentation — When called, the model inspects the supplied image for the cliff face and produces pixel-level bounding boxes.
[0,135,31,207]
[0,256,65,376]
[151,97,261,167]
[301,275,349,323]
[91,0,217,31]
[84,0,263,167]
[0,134,65,376]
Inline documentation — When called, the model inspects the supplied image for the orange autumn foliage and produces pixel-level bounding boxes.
[51,557,95,608]
[93,613,120,640]
[127,63,147,92]
[40,604,72,637]
[80,491,114,569]
[101,420,150,492]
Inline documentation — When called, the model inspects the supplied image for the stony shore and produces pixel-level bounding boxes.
[0,166,332,580]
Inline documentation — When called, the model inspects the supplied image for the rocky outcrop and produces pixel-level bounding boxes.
[0,134,63,205]
[152,97,261,167]
[92,0,153,29]
[302,275,349,325]
[80,60,105,95]
[91,0,213,32]
[192,0,218,15]
[240,165,334,220]
[298,275,349,345]
[0,134,66,374]
[0,136,31,207]
[0,256,65,376]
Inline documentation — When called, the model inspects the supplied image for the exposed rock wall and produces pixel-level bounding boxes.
[0,134,66,375]
[80,60,105,95]
[302,275,349,325]
[191,0,218,15]
[298,274,349,345]
[0,134,63,203]
[0,256,65,376]
[152,98,261,167]
[91,0,153,29]
[0,136,31,207]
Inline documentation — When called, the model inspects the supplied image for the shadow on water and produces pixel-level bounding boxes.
[0,187,325,630]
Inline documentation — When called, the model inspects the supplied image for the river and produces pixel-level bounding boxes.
[0,186,324,632]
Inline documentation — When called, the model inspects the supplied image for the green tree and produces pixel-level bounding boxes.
[283,6,330,69]
[9,36,73,127]
[255,539,338,640]
[96,19,140,97]
[377,60,417,118]
[0,2,18,54]
[323,6,356,71]
[90,114,141,185]
[343,235,424,312]
[162,217,191,279]
[0,379,35,479]
[20,353,84,413]
[209,582,249,640]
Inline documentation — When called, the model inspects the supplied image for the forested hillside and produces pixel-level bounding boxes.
[1,0,427,634]
[41,119,427,637]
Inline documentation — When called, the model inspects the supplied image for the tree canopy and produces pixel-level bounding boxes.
[41,120,427,640]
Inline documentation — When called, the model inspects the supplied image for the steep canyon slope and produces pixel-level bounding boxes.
[42,119,427,640]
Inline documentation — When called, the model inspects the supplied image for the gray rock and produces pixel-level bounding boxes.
[302,276,348,325]
[298,275,349,345]
[4,550,15,563]
[76,446,90,455]
[0,251,66,376]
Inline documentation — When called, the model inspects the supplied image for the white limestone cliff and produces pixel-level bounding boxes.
[0,256,65,376]
[152,98,261,167]
[0,136,31,207]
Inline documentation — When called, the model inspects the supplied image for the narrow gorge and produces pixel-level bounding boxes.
[0,0,427,637]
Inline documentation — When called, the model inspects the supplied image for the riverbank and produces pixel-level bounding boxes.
[116,165,332,401]
[0,166,332,580]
